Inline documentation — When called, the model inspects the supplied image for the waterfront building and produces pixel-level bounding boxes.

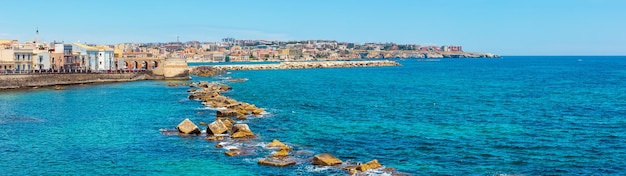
[0,48,15,72]
[32,46,51,70]
[13,48,34,72]
[72,42,115,71]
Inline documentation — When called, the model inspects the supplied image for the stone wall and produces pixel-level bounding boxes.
[0,73,157,90]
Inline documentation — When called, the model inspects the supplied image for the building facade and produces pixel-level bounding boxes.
[73,42,115,71]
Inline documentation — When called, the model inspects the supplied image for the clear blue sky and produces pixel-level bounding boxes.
[1,0,625,55]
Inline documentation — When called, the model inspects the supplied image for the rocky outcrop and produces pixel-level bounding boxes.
[188,81,265,119]
[176,118,201,134]
[312,153,342,166]
[171,80,404,174]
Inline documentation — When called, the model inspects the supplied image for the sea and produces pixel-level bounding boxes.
[1,56,625,175]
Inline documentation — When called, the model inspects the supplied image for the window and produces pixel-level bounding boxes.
[52,57,55,63]
[39,56,43,63]
[28,55,31,60]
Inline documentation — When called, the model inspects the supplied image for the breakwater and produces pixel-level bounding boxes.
[0,73,161,90]
[165,80,404,175]
[192,60,400,72]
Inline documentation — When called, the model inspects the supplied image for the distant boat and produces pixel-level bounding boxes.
[578,58,583,62]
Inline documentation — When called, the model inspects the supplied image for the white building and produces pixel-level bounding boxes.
[33,49,51,70]
[73,42,115,71]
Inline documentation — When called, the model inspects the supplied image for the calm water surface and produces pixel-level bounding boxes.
[1,56,625,175]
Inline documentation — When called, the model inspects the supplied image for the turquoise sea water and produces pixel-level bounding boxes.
[1,56,625,175]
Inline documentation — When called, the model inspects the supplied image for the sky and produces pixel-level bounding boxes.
[1,0,625,55]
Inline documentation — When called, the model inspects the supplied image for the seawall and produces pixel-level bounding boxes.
[0,73,164,90]
[192,60,400,71]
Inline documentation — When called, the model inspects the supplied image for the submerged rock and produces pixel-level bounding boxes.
[312,153,342,166]
[227,78,248,82]
[176,118,201,134]
[206,136,225,141]
[225,148,241,156]
[258,157,297,167]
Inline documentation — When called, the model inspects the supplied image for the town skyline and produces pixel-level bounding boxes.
[1,0,625,55]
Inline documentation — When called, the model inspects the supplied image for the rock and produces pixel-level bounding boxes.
[228,78,248,82]
[187,88,197,92]
[216,109,238,117]
[312,153,342,166]
[235,108,249,115]
[236,113,247,120]
[207,120,228,135]
[176,118,201,134]
[206,136,224,141]
[252,108,265,115]
[216,117,234,128]
[225,148,241,156]
[357,159,382,172]
[258,157,297,167]
[231,124,255,138]
[267,139,287,148]
[232,124,252,133]
[272,148,290,157]
[344,166,358,175]
[218,84,232,91]
[54,85,65,90]
[232,131,255,138]
[167,82,178,86]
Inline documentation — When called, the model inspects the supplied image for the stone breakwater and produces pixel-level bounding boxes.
[191,60,400,73]
[165,80,407,175]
